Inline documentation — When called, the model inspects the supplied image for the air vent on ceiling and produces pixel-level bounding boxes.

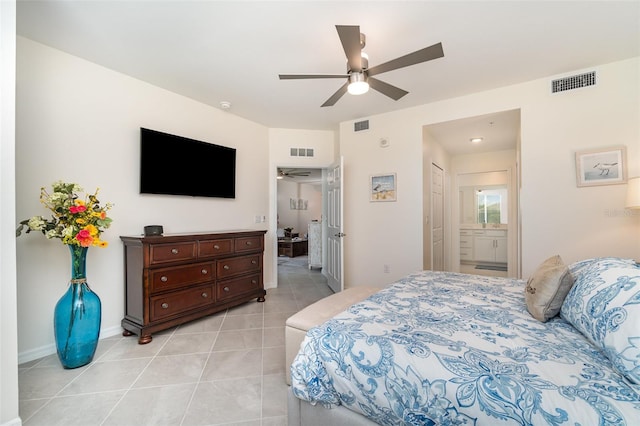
[354,120,370,132]
[552,71,596,93]
[290,148,314,157]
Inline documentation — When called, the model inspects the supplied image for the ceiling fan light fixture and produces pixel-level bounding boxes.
[348,72,369,95]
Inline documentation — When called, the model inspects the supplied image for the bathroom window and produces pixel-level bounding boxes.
[477,192,502,224]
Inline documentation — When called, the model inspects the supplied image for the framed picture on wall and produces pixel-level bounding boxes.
[370,173,397,202]
[575,146,627,187]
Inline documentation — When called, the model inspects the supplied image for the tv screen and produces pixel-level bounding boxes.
[140,128,236,198]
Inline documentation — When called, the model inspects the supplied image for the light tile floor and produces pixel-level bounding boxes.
[18,255,332,426]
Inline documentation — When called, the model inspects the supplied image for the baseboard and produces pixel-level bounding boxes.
[1,417,22,426]
[17,325,122,365]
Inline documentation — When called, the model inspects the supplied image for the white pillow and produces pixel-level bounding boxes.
[561,257,640,384]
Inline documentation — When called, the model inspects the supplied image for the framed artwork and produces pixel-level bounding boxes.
[370,173,397,202]
[575,146,627,187]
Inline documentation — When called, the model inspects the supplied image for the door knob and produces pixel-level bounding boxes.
[334,232,346,238]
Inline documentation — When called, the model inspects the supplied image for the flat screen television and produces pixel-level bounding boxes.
[140,128,236,198]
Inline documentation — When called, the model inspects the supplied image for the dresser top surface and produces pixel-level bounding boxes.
[120,229,267,243]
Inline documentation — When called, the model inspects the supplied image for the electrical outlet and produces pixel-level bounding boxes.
[254,215,261,223]
[384,264,390,273]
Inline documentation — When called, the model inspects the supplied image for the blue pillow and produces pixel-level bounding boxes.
[561,257,640,384]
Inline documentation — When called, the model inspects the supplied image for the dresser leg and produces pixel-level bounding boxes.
[122,329,134,337]
[138,335,153,345]
[257,296,266,302]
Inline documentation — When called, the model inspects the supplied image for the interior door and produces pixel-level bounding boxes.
[432,163,444,271]
[325,157,344,293]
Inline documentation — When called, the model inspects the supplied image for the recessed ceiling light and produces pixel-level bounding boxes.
[470,137,483,143]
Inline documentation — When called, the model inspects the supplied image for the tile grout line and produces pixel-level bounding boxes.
[19,335,127,424]
[98,327,176,426]
[178,309,228,426]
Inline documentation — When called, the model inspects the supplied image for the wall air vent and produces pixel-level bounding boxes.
[290,148,314,157]
[552,71,596,93]
[354,120,370,132]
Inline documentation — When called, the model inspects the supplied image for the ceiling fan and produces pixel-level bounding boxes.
[279,25,444,107]
[278,169,311,179]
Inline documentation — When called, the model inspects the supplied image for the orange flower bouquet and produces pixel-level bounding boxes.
[17,181,113,247]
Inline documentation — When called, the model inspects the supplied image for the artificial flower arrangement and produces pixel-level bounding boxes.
[17,181,113,247]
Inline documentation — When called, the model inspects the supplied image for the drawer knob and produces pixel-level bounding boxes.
[214,245,220,250]
[251,260,257,265]
[223,265,230,270]
[201,292,208,298]
[161,303,169,309]
[246,241,252,246]
[171,248,179,254]
[251,280,257,284]
[223,286,230,292]
[160,276,168,282]
[201,269,208,275]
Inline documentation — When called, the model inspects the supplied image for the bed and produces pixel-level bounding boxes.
[289,257,640,425]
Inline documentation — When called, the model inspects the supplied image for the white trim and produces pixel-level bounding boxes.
[18,325,122,365]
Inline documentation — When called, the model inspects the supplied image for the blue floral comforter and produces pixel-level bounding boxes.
[290,271,640,425]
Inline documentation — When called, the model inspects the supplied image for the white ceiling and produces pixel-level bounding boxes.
[425,109,521,156]
[16,0,640,137]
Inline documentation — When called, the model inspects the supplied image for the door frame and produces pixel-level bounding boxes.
[431,162,445,271]
[271,165,329,288]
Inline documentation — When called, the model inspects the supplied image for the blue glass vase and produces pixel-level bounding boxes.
[54,245,102,369]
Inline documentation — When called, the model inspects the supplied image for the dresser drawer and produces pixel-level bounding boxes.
[217,254,262,279]
[150,242,197,264]
[218,273,261,301]
[150,284,214,321]
[150,262,214,293]
[234,236,263,253]
[460,250,473,261]
[198,239,233,257]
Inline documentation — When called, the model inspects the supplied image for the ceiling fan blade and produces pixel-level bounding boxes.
[321,82,349,107]
[336,25,363,72]
[367,42,444,77]
[368,77,409,101]
[279,73,349,80]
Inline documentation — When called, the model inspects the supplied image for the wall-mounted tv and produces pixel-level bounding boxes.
[140,128,236,198]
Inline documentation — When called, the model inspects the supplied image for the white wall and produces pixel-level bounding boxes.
[1,1,20,424]
[277,179,299,231]
[340,57,639,289]
[298,182,322,232]
[15,38,271,362]
[340,117,426,286]
[276,180,322,235]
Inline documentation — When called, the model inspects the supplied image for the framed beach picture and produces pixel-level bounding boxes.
[575,146,627,187]
[370,173,397,202]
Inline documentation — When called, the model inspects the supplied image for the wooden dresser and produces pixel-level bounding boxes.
[120,230,267,344]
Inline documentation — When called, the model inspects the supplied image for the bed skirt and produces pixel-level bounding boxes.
[288,387,377,426]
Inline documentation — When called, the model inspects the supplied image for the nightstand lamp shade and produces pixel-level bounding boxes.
[626,177,640,209]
